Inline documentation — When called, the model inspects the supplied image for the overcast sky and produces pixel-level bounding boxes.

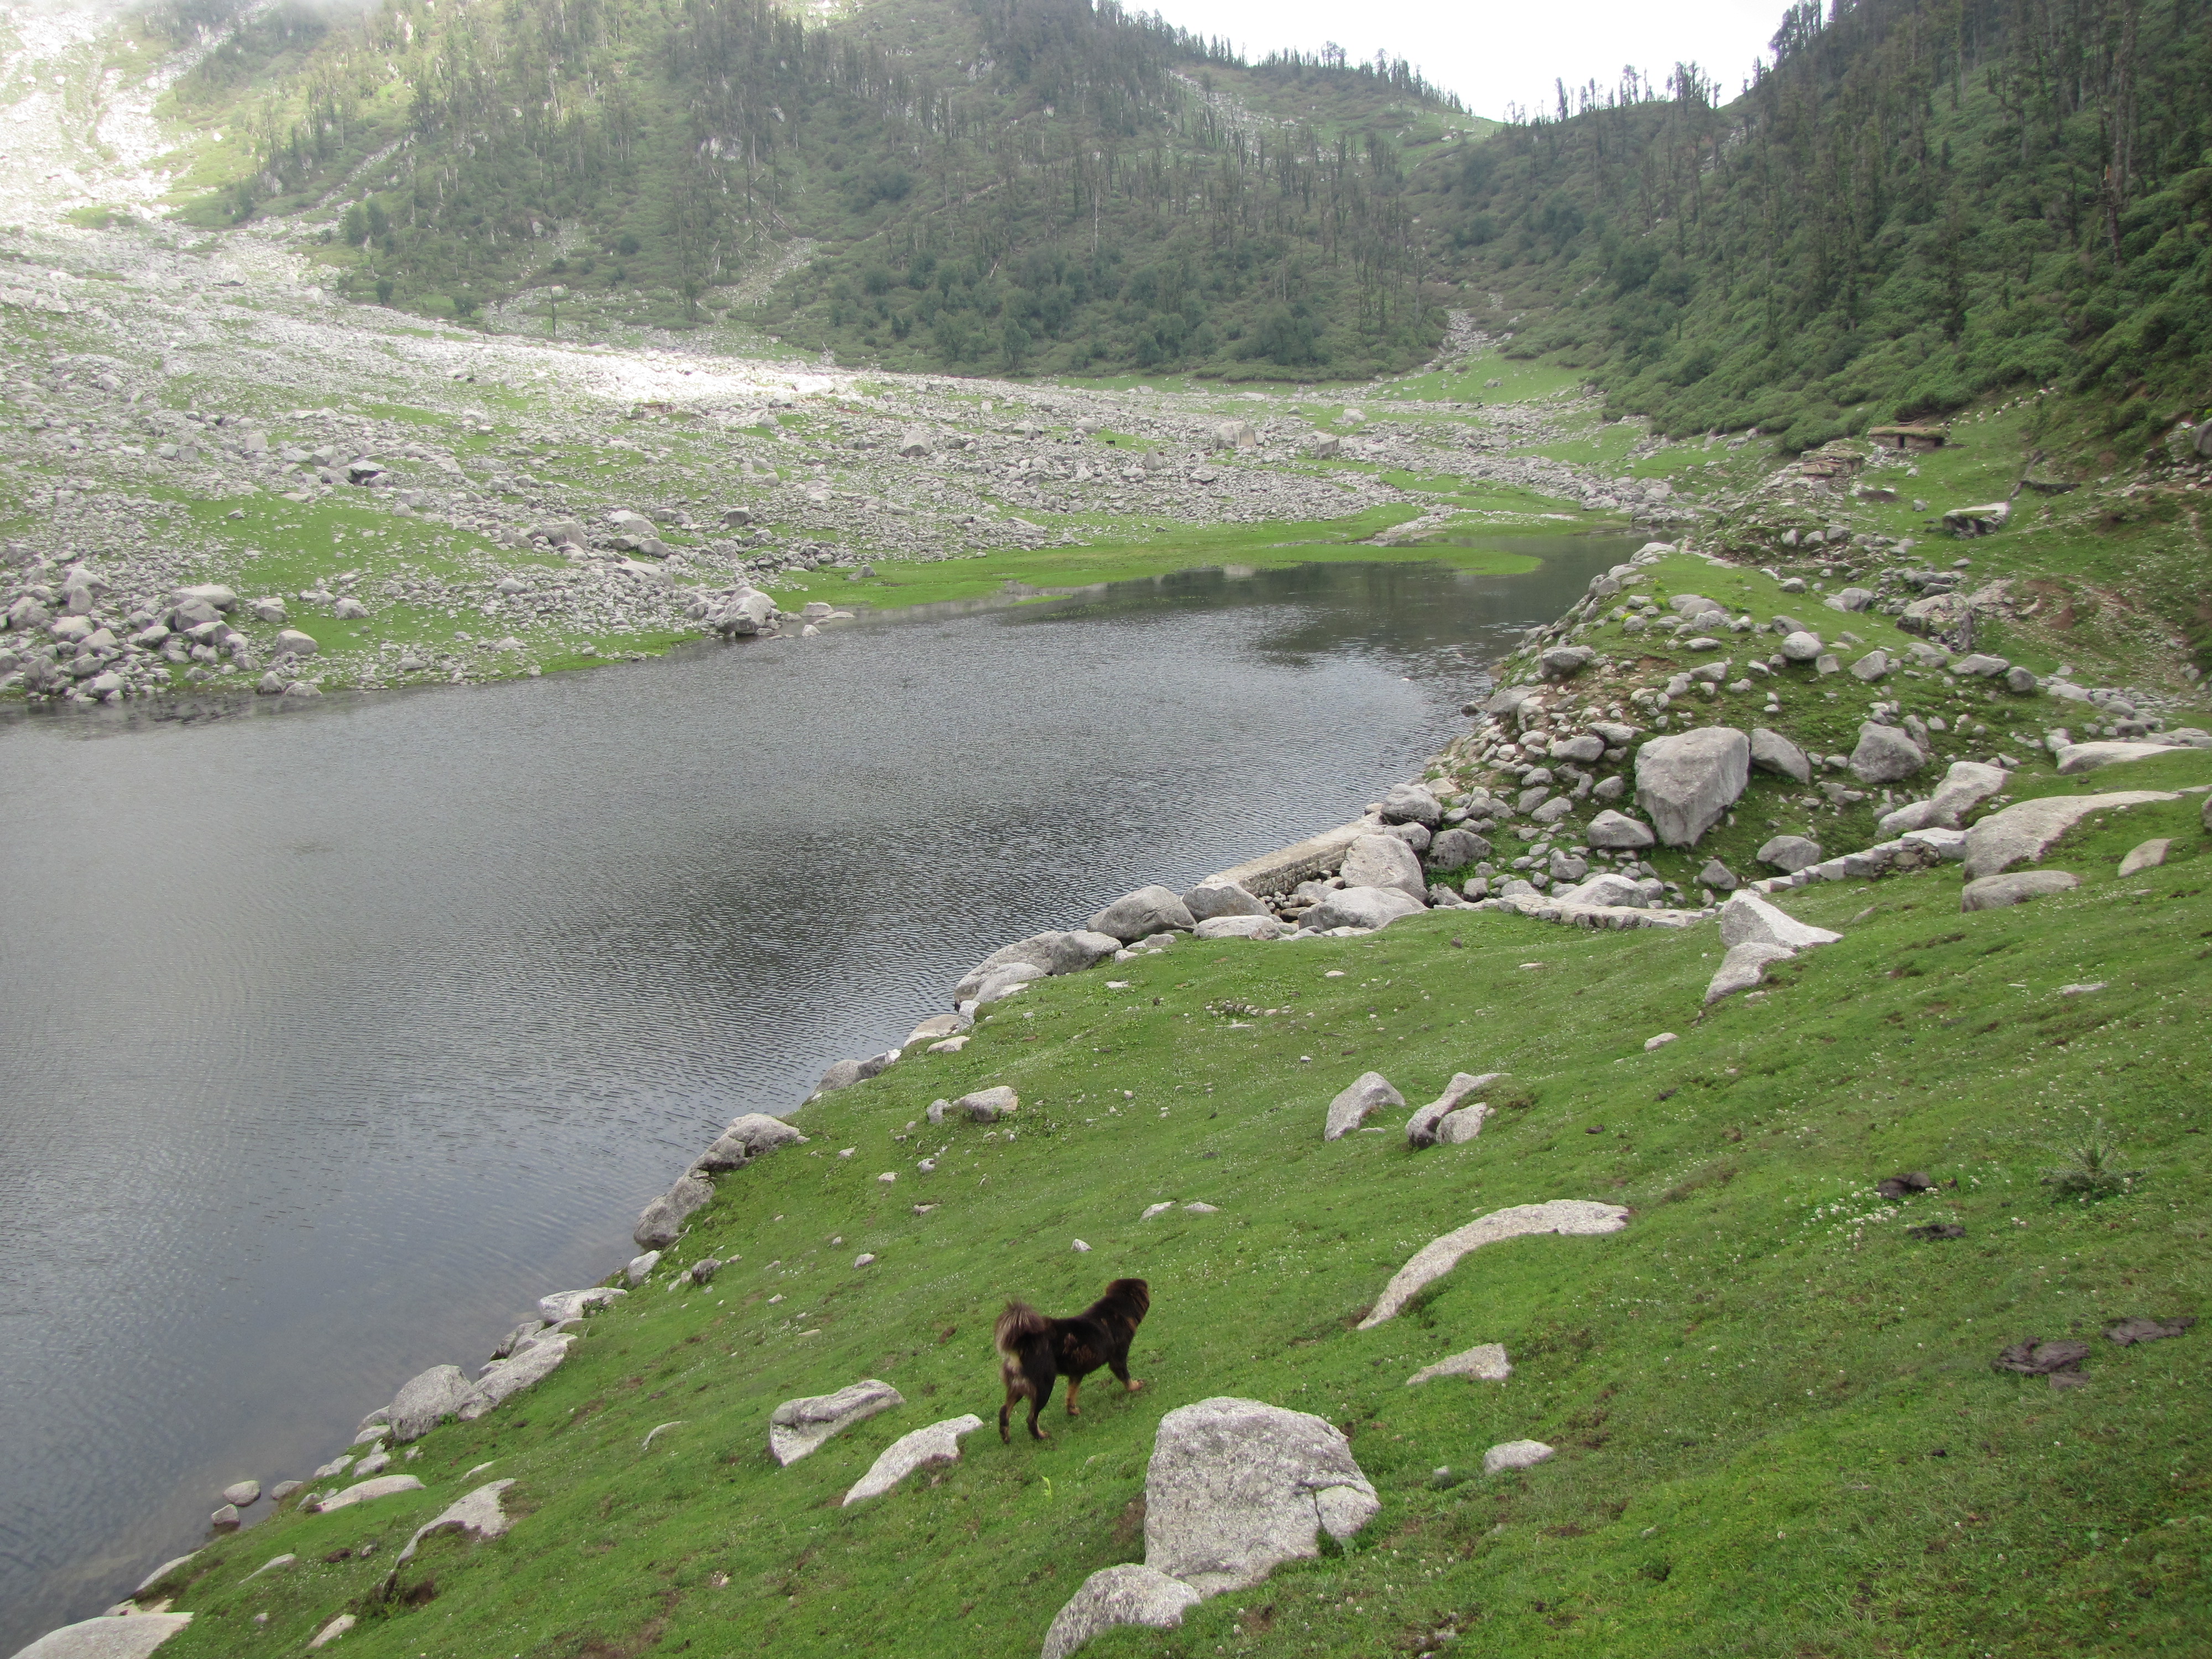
[1155,0,1788,119]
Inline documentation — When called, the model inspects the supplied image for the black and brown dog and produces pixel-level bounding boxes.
[994,1278,1150,1442]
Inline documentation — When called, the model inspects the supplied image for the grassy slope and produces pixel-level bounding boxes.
[142,750,2212,1658]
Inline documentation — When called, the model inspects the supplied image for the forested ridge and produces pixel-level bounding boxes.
[1422,0,2212,452]
[154,0,2212,437]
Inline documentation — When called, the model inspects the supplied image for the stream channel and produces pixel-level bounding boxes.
[0,536,1635,1647]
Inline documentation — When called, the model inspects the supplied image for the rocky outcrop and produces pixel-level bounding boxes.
[1961,790,2179,879]
[1961,870,2080,911]
[1086,887,1196,941]
[1304,886,1425,931]
[310,1474,424,1513]
[11,1614,195,1658]
[1718,891,1842,951]
[396,1479,516,1562]
[953,931,1121,999]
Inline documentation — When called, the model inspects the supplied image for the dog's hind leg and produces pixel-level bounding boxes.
[1027,1367,1056,1439]
[999,1370,1027,1444]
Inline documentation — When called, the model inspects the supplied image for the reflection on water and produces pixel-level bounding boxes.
[0,539,1634,1646]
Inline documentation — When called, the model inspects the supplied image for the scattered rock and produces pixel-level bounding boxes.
[1359,1201,1631,1327]
[1482,1439,1555,1475]
[309,1614,356,1648]
[769,1379,904,1465]
[1585,809,1656,849]
[1849,721,1928,784]
[1755,835,1823,872]
[842,1414,984,1505]
[1427,827,1491,869]
[1143,1397,1379,1595]
[634,1172,714,1248]
[537,1286,625,1323]
[1405,1072,1505,1148]
[1305,885,1425,931]
[1406,1343,1511,1386]
[626,1251,660,1286]
[1182,882,1268,921]
[1719,891,1841,951]
[243,1553,296,1579]
[2117,838,2172,876]
[1087,886,1196,941]
[932,1086,1019,1123]
[1962,790,2178,878]
[1749,727,1812,784]
[1040,1564,1203,1659]
[1961,870,2080,911]
[693,1113,807,1173]
[310,1475,425,1513]
[1324,1072,1403,1141]
[1779,630,1823,663]
[220,1479,260,1507]
[1193,914,1285,940]
[208,1505,239,1530]
[1644,1031,1678,1051]
[1379,782,1443,827]
[389,1364,474,1443]
[396,1479,516,1562]
[954,930,1121,998]
[2054,741,2178,775]
[1338,833,1428,899]
[1634,727,1750,846]
[1704,941,1796,1003]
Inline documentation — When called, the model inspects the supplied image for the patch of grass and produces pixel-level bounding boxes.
[147,763,2212,1657]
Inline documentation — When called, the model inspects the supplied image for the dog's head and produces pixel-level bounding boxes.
[1097,1277,1150,1327]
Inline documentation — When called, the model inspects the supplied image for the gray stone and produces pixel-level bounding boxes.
[1379,820,1432,853]
[1756,835,1823,872]
[1338,833,1427,899]
[1749,727,1812,784]
[1829,586,1875,612]
[634,1171,714,1248]
[1324,1072,1403,1141]
[310,1474,425,1514]
[1193,914,1285,941]
[208,1505,239,1529]
[1962,790,2178,878]
[1704,941,1797,1003]
[1548,733,1606,764]
[1143,1397,1379,1596]
[219,1479,260,1507]
[1434,1105,1491,1145]
[1779,630,1823,662]
[243,1553,296,1579]
[1929,760,2009,820]
[1426,828,1490,869]
[1942,500,2010,536]
[1379,782,1444,827]
[1719,891,1842,950]
[1953,653,2009,677]
[389,1364,474,1443]
[1552,873,1647,907]
[954,930,1121,998]
[769,1379,904,1465]
[1040,1564,1203,1659]
[973,962,1047,1005]
[2005,666,2039,694]
[9,1614,195,1658]
[937,1086,1018,1123]
[171,583,238,612]
[537,1286,625,1323]
[1849,722,1928,784]
[693,1113,807,1173]
[904,1012,973,1048]
[1406,1071,1506,1148]
[1698,858,1739,893]
[1538,645,1594,679]
[396,1479,515,1562]
[273,628,319,658]
[842,1413,984,1505]
[1585,809,1656,849]
[1530,796,1575,826]
[2117,838,2171,877]
[1087,886,1196,942]
[458,1332,575,1417]
[1483,1439,1555,1475]
[269,1481,302,1503]
[626,1251,661,1286]
[1634,727,1750,846]
[1181,882,1267,921]
[1360,1201,1631,1328]
[2054,741,2181,775]
[815,1058,865,1094]
[309,1615,354,1648]
[1961,870,2080,911]
[1849,649,1890,681]
[1305,886,1426,932]
[1407,1343,1512,1386]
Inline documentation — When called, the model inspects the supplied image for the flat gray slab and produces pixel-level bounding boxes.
[10,1615,194,1659]
[842,1415,983,1506]
[1360,1201,1630,1328]
[770,1379,904,1466]
[1407,1343,1511,1386]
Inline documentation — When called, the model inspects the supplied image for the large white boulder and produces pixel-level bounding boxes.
[1143,1398,1379,1596]
[1338,833,1427,899]
[1087,886,1195,942]
[1634,727,1749,846]
[1305,885,1425,931]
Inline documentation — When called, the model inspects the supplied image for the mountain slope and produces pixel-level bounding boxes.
[1411,0,2212,455]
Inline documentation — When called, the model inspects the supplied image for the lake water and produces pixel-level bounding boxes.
[0,540,1634,1647]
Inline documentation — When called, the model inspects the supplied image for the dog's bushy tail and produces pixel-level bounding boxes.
[995,1301,1050,1360]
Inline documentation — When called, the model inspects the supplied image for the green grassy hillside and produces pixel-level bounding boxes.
[137,748,2212,1657]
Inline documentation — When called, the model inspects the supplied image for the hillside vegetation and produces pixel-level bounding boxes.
[155,0,1472,379]
[1424,0,2212,456]
[137,749,2212,1658]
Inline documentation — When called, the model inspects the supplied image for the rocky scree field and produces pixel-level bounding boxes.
[121,747,2212,1659]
